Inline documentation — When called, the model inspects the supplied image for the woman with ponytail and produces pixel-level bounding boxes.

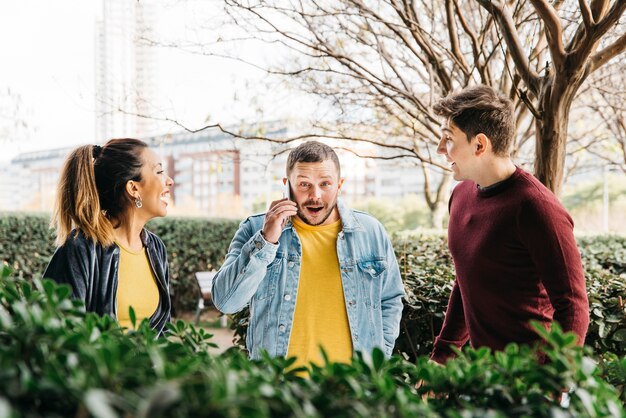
[43,138,174,335]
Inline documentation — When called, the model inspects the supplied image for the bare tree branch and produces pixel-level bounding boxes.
[528,0,566,68]
[445,0,470,75]
[474,0,541,94]
[142,0,623,204]
[590,32,626,72]
[578,0,595,31]
[590,0,611,22]
[125,109,452,170]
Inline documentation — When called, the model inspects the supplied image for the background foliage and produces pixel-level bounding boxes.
[0,213,239,314]
[1,213,625,360]
[0,268,625,417]
[145,217,239,312]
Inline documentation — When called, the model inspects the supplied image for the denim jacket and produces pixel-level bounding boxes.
[212,200,405,360]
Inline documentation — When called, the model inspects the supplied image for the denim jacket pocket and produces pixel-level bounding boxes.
[254,252,284,300]
[357,258,387,278]
[357,258,387,309]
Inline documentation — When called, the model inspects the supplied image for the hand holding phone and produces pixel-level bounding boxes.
[262,179,297,243]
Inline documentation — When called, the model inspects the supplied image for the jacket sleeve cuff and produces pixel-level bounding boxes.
[248,230,278,263]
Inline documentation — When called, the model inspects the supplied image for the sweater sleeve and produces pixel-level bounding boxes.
[430,280,469,364]
[517,198,589,345]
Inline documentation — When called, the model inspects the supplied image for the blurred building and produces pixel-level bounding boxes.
[147,122,291,217]
[95,0,159,143]
[0,148,70,212]
[0,121,426,215]
[0,164,33,212]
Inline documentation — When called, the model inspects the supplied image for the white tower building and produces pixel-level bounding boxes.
[94,0,158,143]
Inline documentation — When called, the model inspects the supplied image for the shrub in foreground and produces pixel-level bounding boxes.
[1,213,624,359]
[0,267,625,417]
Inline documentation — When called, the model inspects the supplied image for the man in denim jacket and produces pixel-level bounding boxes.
[212,141,405,365]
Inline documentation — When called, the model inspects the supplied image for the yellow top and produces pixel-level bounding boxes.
[115,241,160,330]
[287,217,353,369]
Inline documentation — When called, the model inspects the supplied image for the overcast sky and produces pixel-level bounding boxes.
[0,1,99,161]
[0,0,305,162]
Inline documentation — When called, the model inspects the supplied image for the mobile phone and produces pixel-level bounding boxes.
[282,179,293,201]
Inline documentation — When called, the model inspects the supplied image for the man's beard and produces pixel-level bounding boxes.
[297,198,338,226]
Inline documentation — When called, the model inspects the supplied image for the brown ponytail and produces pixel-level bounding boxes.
[52,145,115,246]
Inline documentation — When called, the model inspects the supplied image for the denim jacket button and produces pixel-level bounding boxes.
[369,268,376,275]
[288,261,295,268]
[284,294,291,301]
[279,325,286,332]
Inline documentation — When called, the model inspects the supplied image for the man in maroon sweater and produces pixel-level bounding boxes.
[430,85,589,364]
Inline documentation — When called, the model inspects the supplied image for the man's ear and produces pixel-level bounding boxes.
[474,133,490,156]
[338,177,345,193]
[125,180,140,199]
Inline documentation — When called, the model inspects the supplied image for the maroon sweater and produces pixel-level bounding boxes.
[431,167,589,363]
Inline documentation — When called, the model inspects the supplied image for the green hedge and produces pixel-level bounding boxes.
[1,213,625,359]
[230,233,626,360]
[0,213,239,314]
[0,213,56,280]
[145,217,239,312]
[394,233,626,360]
[1,269,624,417]
[394,233,455,359]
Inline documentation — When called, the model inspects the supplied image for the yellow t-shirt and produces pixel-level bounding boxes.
[115,241,160,330]
[287,217,353,368]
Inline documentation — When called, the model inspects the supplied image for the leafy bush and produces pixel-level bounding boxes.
[145,217,239,312]
[0,268,624,417]
[230,233,626,361]
[352,195,435,232]
[0,213,239,314]
[579,235,626,357]
[393,232,455,359]
[0,213,56,280]
[2,213,625,359]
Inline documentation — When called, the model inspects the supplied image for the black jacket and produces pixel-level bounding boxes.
[43,228,171,335]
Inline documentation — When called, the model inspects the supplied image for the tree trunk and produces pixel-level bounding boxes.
[430,199,448,230]
[534,105,569,196]
[534,77,583,197]
[426,172,452,229]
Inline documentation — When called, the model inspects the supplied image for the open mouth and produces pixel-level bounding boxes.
[160,191,170,204]
[306,206,324,215]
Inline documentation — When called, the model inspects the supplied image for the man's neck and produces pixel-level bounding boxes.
[475,158,517,188]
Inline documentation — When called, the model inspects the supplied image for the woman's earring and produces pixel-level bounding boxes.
[134,196,143,208]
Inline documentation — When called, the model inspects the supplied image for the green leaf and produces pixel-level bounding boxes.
[84,390,119,418]
[0,397,12,418]
[611,328,626,342]
[129,306,136,329]
[372,347,385,370]
[136,383,181,418]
